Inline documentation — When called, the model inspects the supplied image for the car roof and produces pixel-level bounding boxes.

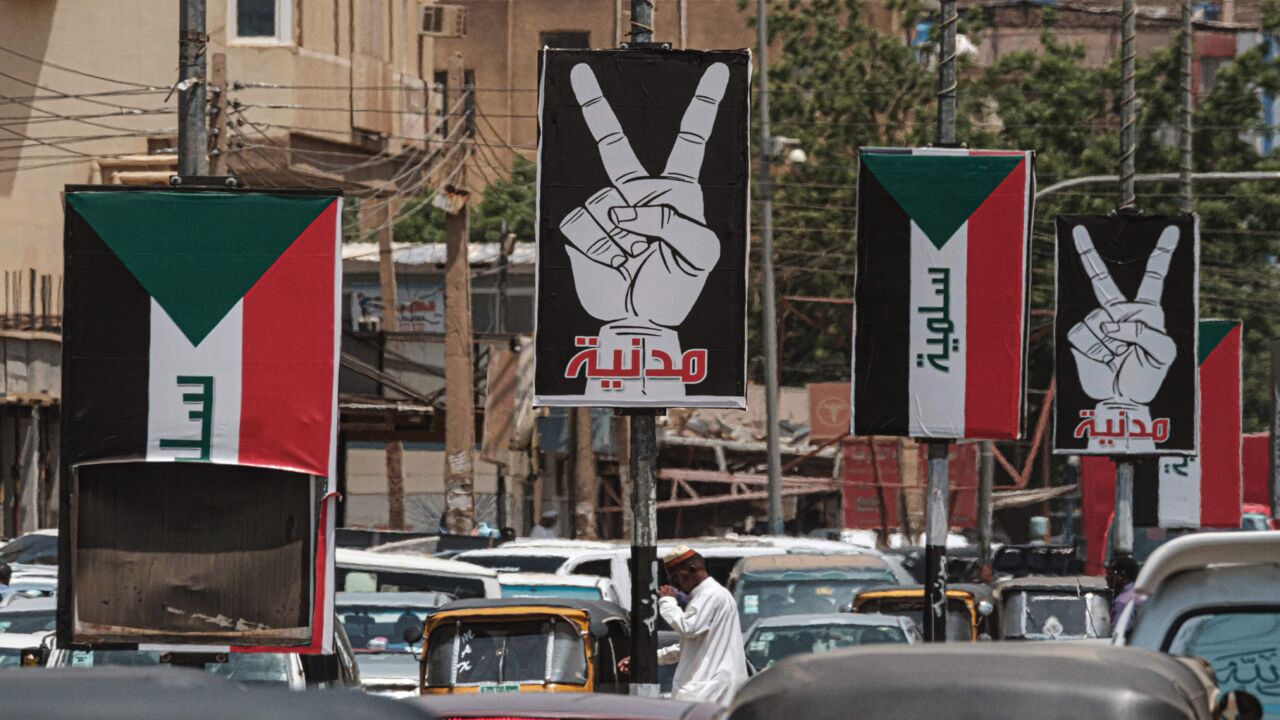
[728,644,1216,720]
[335,548,497,577]
[750,612,909,630]
[459,544,616,560]
[0,631,46,649]
[498,572,607,587]
[335,591,454,607]
[994,575,1109,593]
[434,598,628,632]
[413,692,720,720]
[1135,530,1280,594]
[0,595,57,612]
[0,667,432,720]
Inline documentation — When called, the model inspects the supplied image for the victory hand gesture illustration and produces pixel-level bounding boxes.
[1067,224,1180,451]
[558,62,728,328]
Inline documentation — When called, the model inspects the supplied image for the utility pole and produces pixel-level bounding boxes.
[178,0,208,176]
[978,441,994,574]
[1114,0,1138,557]
[923,0,959,644]
[625,0,659,699]
[575,407,598,539]
[495,223,514,532]
[1179,0,1194,214]
[444,52,477,534]
[373,198,407,530]
[208,53,229,177]
[758,0,784,537]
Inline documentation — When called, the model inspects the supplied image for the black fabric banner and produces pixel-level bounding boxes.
[534,49,750,408]
[1054,214,1199,455]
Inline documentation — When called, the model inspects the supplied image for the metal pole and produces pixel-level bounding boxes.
[626,0,659,698]
[178,0,208,176]
[757,0,784,536]
[936,0,958,145]
[1179,0,1194,214]
[1114,460,1135,555]
[1119,0,1137,209]
[923,441,949,642]
[978,441,993,573]
[1113,0,1138,556]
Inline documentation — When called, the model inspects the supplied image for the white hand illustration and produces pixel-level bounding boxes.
[1067,224,1180,451]
[558,62,728,328]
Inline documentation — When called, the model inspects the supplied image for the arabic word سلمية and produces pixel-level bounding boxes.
[916,267,960,373]
[1072,408,1172,447]
[563,335,709,392]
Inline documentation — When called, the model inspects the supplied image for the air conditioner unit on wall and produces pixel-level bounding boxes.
[420,4,468,38]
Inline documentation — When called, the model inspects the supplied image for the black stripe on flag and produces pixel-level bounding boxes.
[854,157,912,435]
[63,205,150,466]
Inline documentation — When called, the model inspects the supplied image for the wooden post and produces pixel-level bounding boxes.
[443,53,477,534]
[575,407,598,539]
[371,198,406,530]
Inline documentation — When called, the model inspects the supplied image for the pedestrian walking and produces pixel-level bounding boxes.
[1107,554,1139,633]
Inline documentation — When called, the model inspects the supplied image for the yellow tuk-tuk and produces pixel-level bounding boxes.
[414,598,630,695]
[849,584,995,642]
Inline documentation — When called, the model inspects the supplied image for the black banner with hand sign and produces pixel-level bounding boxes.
[1054,214,1199,455]
[534,49,750,409]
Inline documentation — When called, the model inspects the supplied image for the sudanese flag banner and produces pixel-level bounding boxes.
[63,187,342,477]
[1054,214,1199,455]
[852,148,1034,439]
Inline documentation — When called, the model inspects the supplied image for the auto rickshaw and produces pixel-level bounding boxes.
[728,644,1247,720]
[992,575,1111,641]
[410,598,629,695]
[849,584,995,641]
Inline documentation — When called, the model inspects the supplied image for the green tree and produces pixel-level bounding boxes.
[389,154,537,245]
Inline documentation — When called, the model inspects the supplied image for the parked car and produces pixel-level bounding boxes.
[413,693,723,720]
[993,575,1110,641]
[850,584,996,642]
[336,590,452,696]
[1116,530,1280,718]
[728,553,901,629]
[336,547,501,599]
[457,540,633,606]
[743,612,918,673]
[728,644,1227,720]
[498,572,621,604]
[415,598,629,695]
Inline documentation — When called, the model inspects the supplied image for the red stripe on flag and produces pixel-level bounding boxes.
[1199,324,1242,527]
[964,154,1027,438]
[239,201,338,476]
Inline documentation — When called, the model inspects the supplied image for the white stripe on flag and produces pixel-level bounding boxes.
[1158,456,1201,528]
[908,220,967,437]
[146,299,243,464]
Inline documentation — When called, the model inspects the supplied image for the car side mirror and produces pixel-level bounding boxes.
[402,626,423,645]
[1216,690,1263,720]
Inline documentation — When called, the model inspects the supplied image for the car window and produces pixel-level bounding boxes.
[0,535,57,565]
[0,610,56,634]
[460,555,568,573]
[572,559,612,578]
[738,576,895,629]
[0,648,24,668]
[338,604,434,650]
[1167,610,1280,718]
[501,584,603,600]
[60,650,292,685]
[745,624,906,670]
[337,569,487,599]
[426,618,587,687]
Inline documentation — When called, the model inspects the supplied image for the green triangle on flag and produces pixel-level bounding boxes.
[1198,319,1238,365]
[860,153,1023,249]
[68,191,334,346]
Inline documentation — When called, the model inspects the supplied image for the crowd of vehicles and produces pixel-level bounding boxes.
[0,527,1276,719]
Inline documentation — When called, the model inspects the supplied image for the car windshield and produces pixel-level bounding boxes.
[425,618,586,687]
[339,604,434,650]
[60,650,292,685]
[460,555,569,573]
[0,534,57,565]
[738,575,895,628]
[337,569,487,599]
[746,623,906,670]
[352,650,420,681]
[501,584,603,600]
[1167,610,1280,718]
[857,598,973,642]
[0,609,55,634]
[1002,592,1108,639]
[0,648,22,668]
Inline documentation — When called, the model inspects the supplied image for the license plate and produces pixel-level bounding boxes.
[479,683,521,694]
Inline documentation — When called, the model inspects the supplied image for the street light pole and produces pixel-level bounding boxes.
[757,0,784,536]
[178,0,208,176]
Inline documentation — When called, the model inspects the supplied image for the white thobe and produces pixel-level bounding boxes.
[657,576,748,706]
